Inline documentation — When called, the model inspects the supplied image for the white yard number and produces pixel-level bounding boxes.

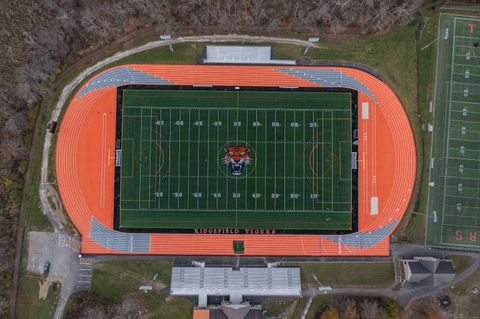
[271,122,281,127]
[175,120,184,126]
[212,192,222,198]
[213,121,222,127]
[155,120,164,126]
[461,127,466,135]
[193,121,203,126]
[460,146,465,155]
[459,164,464,174]
[251,193,262,199]
[290,122,300,128]
[193,192,202,198]
[465,69,470,79]
[233,121,241,127]
[271,193,280,199]
[290,193,300,199]
[464,88,469,97]
[252,121,262,127]
[173,192,183,198]
[154,192,164,198]
[309,122,318,128]
[462,107,468,116]
[310,193,319,199]
[232,192,240,198]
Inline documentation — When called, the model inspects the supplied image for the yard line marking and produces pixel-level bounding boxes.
[451,81,480,87]
[312,110,316,211]
[245,110,249,210]
[331,111,334,209]
[284,109,287,210]
[321,111,324,210]
[187,109,191,208]
[148,107,153,207]
[138,108,143,209]
[226,110,230,209]
[302,111,306,211]
[293,111,296,211]
[215,109,220,210]
[206,109,210,209]
[235,104,239,215]
[441,17,457,245]
[450,138,480,143]
[255,109,258,211]
[274,109,277,211]
[264,109,268,211]
[451,100,480,106]
[177,109,182,209]
[158,109,163,209]
[168,109,172,208]
[197,109,201,210]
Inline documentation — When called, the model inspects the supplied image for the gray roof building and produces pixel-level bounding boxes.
[402,257,455,286]
[170,266,301,308]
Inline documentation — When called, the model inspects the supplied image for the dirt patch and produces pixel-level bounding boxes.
[38,276,63,300]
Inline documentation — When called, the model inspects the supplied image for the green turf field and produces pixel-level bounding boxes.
[426,14,480,249]
[117,88,355,232]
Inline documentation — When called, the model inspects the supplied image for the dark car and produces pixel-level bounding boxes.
[47,121,57,134]
[43,261,51,275]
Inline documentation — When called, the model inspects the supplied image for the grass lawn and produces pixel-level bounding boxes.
[290,297,309,319]
[16,273,59,319]
[288,262,395,288]
[446,255,475,274]
[306,295,335,319]
[87,260,194,318]
[92,261,172,301]
[261,298,297,317]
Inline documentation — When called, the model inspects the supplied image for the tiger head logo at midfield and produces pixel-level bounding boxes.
[224,146,253,176]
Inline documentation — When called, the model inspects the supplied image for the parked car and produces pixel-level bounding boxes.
[43,261,51,275]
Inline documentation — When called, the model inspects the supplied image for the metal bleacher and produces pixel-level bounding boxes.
[276,68,378,103]
[322,219,398,248]
[77,66,174,98]
[90,218,150,252]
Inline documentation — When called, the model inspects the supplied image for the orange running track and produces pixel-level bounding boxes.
[56,65,416,256]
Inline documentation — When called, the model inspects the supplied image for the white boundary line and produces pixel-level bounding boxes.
[441,17,457,245]
[138,108,143,209]
[206,110,210,209]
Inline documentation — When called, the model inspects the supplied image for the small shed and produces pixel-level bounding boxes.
[402,257,455,286]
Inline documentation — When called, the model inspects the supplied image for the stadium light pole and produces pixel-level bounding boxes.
[421,28,448,51]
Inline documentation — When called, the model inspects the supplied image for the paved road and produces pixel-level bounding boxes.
[34,33,480,318]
